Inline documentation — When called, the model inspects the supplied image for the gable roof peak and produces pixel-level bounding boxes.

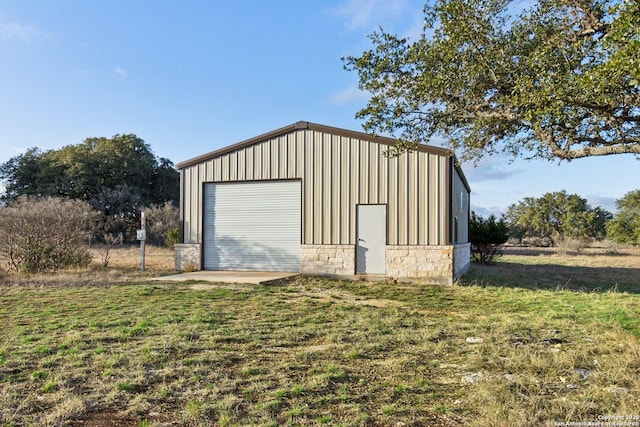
[176,120,454,170]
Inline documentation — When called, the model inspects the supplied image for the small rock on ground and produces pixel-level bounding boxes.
[462,372,484,384]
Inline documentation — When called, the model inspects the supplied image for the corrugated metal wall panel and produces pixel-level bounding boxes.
[330,135,341,244]
[180,128,460,248]
[387,155,398,245]
[427,155,439,245]
[396,154,406,245]
[339,137,351,244]
[439,156,451,244]
[377,146,388,206]
[302,131,313,244]
[321,133,332,243]
[312,131,322,243]
[407,153,417,245]
[417,155,427,244]
[359,139,370,205]
[452,164,470,243]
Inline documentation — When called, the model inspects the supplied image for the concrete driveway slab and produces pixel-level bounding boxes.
[151,271,299,285]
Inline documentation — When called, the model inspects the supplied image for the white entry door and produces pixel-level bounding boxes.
[356,204,386,274]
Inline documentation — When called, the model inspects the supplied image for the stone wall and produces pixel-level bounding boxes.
[176,243,469,283]
[453,243,471,279]
[300,244,466,284]
[175,243,201,271]
[300,245,355,276]
[386,245,455,285]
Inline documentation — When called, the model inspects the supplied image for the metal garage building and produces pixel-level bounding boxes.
[175,121,471,284]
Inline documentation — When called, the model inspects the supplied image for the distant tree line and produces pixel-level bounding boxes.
[506,191,612,247]
[0,134,179,244]
[471,190,640,263]
[606,190,640,246]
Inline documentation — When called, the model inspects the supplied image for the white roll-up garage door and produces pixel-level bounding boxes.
[203,181,301,272]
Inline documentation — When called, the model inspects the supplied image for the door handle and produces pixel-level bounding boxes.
[358,238,365,242]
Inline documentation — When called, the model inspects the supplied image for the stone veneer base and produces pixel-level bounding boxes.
[453,243,471,279]
[175,243,201,271]
[175,243,470,283]
[301,243,471,285]
[300,245,355,276]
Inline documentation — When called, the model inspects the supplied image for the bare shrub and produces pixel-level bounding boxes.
[556,238,589,255]
[0,196,98,273]
[143,201,179,247]
[100,233,123,268]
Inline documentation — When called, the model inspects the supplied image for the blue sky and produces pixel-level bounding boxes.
[1,0,638,215]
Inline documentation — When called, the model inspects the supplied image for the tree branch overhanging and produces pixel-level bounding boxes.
[344,0,640,162]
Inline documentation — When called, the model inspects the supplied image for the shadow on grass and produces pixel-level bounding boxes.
[460,262,640,294]
[505,247,636,258]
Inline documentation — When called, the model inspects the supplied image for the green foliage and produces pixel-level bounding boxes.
[165,228,181,249]
[506,191,613,246]
[469,212,509,264]
[0,134,179,242]
[606,190,640,245]
[344,0,640,161]
[90,184,141,241]
[0,197,98,273]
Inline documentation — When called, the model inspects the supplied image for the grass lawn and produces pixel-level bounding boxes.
[0,246,639,426]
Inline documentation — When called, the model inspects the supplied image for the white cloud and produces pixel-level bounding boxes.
[470,204,505,218]
[462,155,522,182]
[328,85,369,106]
[0,22,40,41]
[114,67,128,79]
[585,194,617,213]
[331,0,407,31]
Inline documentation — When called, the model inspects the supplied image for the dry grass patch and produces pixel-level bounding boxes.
[0,245,175,288]
[466,246,640,293]
[0,246,639,426]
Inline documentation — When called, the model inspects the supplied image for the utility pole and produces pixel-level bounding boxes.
[139,211,146,272]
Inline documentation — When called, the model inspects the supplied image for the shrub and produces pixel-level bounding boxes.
[469,212,509,264]
[143,201,179,246]
[165,227,180,249]
[556,238,589,254]
[0,196,98,273]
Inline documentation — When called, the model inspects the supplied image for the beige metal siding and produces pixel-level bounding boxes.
[452,164,470,243]
[181,128,455,246]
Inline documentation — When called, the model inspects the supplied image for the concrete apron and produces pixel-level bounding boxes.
[151,271,300,285]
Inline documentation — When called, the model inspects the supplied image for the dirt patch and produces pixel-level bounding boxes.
[71,410,173,426]
[70,411,137,426]
[290,287,405,308]
[188,283,253,292]
[353,298,404,308]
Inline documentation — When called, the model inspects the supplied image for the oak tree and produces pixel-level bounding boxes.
[506,191,612,245]
[344,0,640,161]
[606,190,640,245]
[0,134,178,242]
[0,134,178,205]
